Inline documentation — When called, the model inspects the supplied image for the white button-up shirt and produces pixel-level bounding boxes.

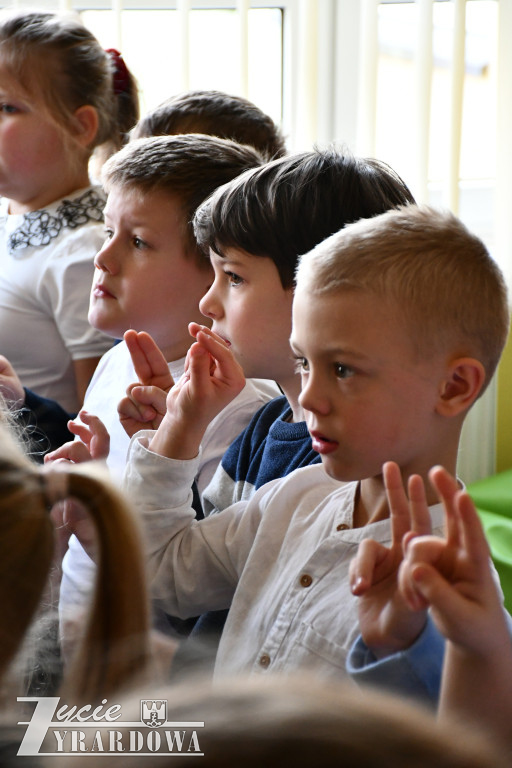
[125,439,445,681]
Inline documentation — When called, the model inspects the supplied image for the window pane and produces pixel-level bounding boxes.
[375,0,497,184]
[82,8,283,122]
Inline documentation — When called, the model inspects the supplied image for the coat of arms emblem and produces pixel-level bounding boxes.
[140,700,168,728]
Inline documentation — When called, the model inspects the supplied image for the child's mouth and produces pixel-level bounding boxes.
[210,327,231,347]
[93,284,115,299]
[309,431,338,455]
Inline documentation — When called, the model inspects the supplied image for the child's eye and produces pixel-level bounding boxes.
[334,363,354,379]
[0,103,18,115]
[104,228,114,240]
[293,357,309,374]
[226,271,243,287]
[133,236,147,249]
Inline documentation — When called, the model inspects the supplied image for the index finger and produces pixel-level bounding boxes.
[383,461,414,547]
[124,330,170,385]
[428,466,462,546]
[407,474,432,536]
[189,323,232,351]
[456,490,492,566]
[194,328,242,374]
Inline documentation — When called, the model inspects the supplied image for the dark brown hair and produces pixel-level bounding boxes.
[193,148,416,288]
[132,89,285,160]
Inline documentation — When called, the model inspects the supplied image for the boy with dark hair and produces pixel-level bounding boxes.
[123,150,415,513]
[132,89,286,160]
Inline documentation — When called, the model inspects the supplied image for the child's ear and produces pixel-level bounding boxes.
[72,105,99,148]
[435,357,486,417]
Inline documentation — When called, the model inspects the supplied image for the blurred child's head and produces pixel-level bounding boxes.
[89,134,263,359]
[59,674,506,768]
[0,10,138,175]
[292,205,509,481]
[193,149,415,384]
[0,417,150,702]
[132,89,285,161]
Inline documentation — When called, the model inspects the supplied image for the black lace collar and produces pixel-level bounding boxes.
[5,188,106,255]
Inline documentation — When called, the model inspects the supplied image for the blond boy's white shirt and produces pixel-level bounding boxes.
[59,339,279,624]
[124,441,447,680]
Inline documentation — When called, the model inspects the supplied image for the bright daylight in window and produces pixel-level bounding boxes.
[82,7,283,125]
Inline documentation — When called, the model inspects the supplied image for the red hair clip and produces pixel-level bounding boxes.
[106,48,131,95]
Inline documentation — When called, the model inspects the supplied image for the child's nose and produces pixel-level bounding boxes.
[199,283,222,320]
[298,374,330,416]
[94,239,118,274]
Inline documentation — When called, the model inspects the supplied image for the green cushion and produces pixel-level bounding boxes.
[474,508,512,613]
[468,471,512,613]
[468,469,512,518]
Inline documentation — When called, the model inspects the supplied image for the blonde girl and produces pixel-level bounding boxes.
[0,9,139,413]
[0,408,151,704]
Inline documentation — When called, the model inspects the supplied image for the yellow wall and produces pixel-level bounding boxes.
[497,328,512,472]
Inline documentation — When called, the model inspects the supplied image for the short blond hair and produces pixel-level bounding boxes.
[296,205,510,394]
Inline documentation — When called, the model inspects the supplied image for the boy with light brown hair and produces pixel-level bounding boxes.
[52,133,278,638]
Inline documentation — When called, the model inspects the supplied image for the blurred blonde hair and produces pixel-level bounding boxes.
[58,674,507,767]
[0,419,150,703]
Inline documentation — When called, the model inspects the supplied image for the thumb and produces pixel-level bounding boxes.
[410,563,454,615]
[129,385,160,420]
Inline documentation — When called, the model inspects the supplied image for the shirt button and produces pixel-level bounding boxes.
[259,654,271,668]
[300,573,313,588]
[336,523,349,531]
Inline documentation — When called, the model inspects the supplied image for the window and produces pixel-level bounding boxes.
[81,6,283,122]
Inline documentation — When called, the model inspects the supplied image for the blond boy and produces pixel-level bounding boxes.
[115,205,509,680]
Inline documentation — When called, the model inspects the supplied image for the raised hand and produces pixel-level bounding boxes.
[44,411,110,561]
[0,355,24,406]
[44,410,110,464]
[125,329,176,391]
[46,463,96,560]
[400,466,512,747]
[349,461,432,657]
[399,466,507,654]
[148,322,246,460]
[118,382,167,436]
[118,330,175,435]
